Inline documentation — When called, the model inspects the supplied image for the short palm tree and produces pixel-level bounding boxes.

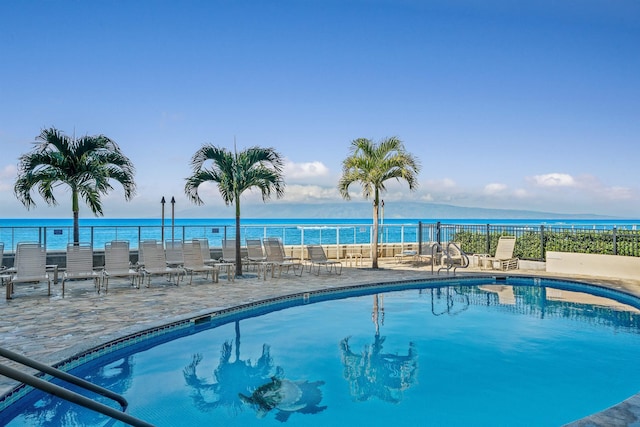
[184,144,285,277]
[338,137,420,269]
[14,127,136,244]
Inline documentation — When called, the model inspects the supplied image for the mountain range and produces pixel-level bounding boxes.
[178,201,616,220]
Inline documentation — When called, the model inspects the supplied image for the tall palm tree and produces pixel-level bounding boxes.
[184,144,285,277]
[338,137,420,268]
[14,127,136,244]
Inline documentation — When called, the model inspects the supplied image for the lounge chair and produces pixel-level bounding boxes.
[0,242,5,272]
[165,240,184,267]
[394,247,418,263]
[245,238,268,275]
[265,237,295,261]
[416,242,438,266]
[440,242,466,266]
[438,242,470,274]
[306,245,342,275]
[264,238,303,278]
[182,240,219,285]
[62,243,100,297]
[136,239,157,269]
[480,236,518,270]
[0,242,7,287]
[7,242,51,299]
[221,239,237,264]
[102,240,140,293]
[193,238,216,265]
[140,240,184,287]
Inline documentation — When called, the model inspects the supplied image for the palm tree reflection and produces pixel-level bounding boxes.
[183,320,326,421]
[183,321,279,414]
[340,294,418,403]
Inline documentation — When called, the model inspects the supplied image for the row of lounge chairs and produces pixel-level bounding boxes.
[0,238,345,299]
[0,236,517,299]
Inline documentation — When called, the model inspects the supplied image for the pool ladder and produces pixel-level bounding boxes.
[0,347,155,427]
[426,242,470,275]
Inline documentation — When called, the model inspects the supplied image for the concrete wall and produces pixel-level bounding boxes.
[546,251,640,280]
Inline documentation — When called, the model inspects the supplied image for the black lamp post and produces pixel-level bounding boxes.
[161,197,166,243]
[171,197,176,242]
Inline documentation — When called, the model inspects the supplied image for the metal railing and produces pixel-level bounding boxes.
[424,222,640,261]
[1,221,639,262]
[0,347,154,427]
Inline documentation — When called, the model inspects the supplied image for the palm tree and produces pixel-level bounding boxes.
[338,137,420,268]
[14,127,136,244]
[184,144,285,277]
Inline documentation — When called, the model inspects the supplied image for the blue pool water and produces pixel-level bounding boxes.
[3,277,640,426]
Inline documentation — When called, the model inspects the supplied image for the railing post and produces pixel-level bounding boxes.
[436,221,441,245]
[540,225,545,261]
[302,227,306,260]
[418,221,423,254]
[613,226,617,255]
[486,224,491,254]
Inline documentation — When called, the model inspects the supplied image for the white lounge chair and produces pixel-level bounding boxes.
[265,237,294,261]
[140,240,183,287]
[102,240,140,293]
[7,242,50,299]
[136,239,157,269]
[440,242,466,266]
[182,240,219,285]
[264,238,303,278]
[221,239,237,264]
[165,240,184,267]
[0,242,5,272]
[306,245,342,275]
[245,238,268,276]
[481,236,518,270]
[62,243,100,297]
[193,238,216,265]
[416,242,438,266]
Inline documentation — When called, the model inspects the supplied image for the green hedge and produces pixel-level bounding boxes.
[450,229,640,260]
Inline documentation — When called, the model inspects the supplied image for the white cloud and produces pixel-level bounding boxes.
[483,183,508,195]
[530,173,576,187]
[599,186,634,201]
[284,160,330,181]
[425,178,457,189]
[276,184,339,202]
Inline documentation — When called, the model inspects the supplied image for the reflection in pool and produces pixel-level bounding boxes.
[3,278,640,426]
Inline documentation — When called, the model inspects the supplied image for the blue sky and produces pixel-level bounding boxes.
[1,0,639,219]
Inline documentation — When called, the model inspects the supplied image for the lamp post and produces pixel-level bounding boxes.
[171,196,175,242]
[161,197,166,243]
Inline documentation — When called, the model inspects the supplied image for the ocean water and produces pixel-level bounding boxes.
[0,217,638,252]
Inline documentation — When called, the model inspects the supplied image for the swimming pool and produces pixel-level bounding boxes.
[2,276,640,426]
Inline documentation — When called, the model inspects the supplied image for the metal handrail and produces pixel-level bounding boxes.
[437,242,470,275]
[0,347,155,427]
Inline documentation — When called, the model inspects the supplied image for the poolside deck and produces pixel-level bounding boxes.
[1,259,639,426]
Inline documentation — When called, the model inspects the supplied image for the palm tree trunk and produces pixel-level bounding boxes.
[372,190,380,269]
[72,189,80,245]
[235,199,243,277]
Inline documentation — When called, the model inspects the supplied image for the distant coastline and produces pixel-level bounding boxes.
[1,201,627,222]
